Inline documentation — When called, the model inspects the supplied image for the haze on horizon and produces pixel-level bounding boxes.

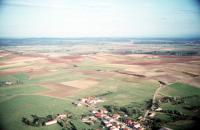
[0,0,200,38]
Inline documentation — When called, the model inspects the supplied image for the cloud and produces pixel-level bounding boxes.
[1,0,72,10]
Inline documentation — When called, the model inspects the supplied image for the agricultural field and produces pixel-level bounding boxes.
[0,39,200,130]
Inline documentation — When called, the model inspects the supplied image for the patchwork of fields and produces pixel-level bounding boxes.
[0,42,200,130]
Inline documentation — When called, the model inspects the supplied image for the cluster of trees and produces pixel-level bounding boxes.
[0,81,8,87]
[145,99,153,109]
[57,120,77,130]
[103,104,143,119]
[57,112,78,130]
[142,50,199,56]
[142,118,163,130]
[183,105,200,111]
[161,109,187,119]
[159,95,199,105]
[182,95,199,100]
[22,112,78,130]
[22,114,56,127]
[0,80,23,87]
[159,96,185,105]
[113,50,199,56]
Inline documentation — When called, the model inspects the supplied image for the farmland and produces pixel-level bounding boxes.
[0,38,200,130]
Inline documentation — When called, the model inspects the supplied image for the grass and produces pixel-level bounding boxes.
[0,72,29,83]
[0,94,101,130]
[165,120,199,130]
[0,95,76,130]
[0,85,47,97]
[159,82,200,97]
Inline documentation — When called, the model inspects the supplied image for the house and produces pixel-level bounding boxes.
[134,123,141,129]
[102,119,112,127]
[96,99,105,103]
[159,127,173,130]
[5,81,13,85]
[102,120,109,124]
[155,107,162,112]
[76,96,105,107]
[124,119,134,126]
[123,128,129,130]
[45,120,57,126]
[138,127,145,130]
[72,101,82,106]
[92,110,98,114]
[148,112,156,118]
[82,119,94,125]
[77,103,82,106]
[81,98,87,102]
[102,114,114,122]
[98,108,108,114]
[104,115,112,121]
[89,116,97,121]
[57,114,67,120]
[105,122,113,127]
[112,114,120,120]
[110,126,119,130]
[95,112,103,118]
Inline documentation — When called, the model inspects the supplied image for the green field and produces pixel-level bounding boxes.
[154,83,200,130]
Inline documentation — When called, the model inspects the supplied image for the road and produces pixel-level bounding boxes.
[143,82,165,120]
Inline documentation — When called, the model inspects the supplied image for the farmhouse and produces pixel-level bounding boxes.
[81,116,97,125]
[57,114,67,120]
[95,112,103,118]
[74,96,104,107]
[45,114,67,126]
[155,107,162,112]
[111,114,120,120]
[45,120,57,126]
[110,125,120,130]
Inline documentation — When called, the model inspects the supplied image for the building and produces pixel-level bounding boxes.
[45,120,57,126]
[57,114,67,120]
[95,112,103,118]
[112,114,120,120]
[110,126,119,130]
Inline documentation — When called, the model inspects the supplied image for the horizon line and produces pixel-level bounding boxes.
[0,36,200,39]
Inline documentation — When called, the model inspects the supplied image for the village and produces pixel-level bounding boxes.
[22,94,186,130]
[22,96,145,130]
[74,96,144,130]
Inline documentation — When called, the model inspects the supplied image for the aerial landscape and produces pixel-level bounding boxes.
[0,0,200,130]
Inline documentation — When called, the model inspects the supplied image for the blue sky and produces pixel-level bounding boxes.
[0,0,200,38]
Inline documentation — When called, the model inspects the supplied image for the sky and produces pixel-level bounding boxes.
[0,0,200,38]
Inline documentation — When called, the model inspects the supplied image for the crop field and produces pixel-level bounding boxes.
[0,41,200,130]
